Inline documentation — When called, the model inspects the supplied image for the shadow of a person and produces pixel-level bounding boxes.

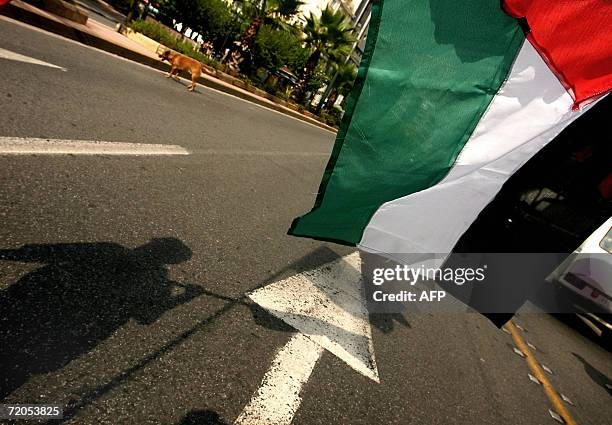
[0,238,203,399]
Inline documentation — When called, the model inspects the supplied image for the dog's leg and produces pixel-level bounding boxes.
[166,66,176,78]
[189,70,200,91]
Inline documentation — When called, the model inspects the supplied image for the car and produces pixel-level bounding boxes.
[547,217,612,344]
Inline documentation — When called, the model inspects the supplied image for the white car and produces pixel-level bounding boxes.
[548,216,612,342]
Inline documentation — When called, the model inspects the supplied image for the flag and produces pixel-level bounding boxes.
[289,0,611,257]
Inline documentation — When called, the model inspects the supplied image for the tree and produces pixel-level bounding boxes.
[324,62,357,111]
[296,5,355,102]
[265,0,304,33]
[223,0,304,70]
[198,0,241,50]
[304,62,331,103]
[252,25,308,73]
[157,0,202,34]
[157,0,240,51]
[239,0,304,25]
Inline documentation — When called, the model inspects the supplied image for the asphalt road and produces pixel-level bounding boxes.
[1,17,611,425]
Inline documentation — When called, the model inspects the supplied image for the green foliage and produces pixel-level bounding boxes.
[157,0,241,48]
[236,0,303,65]
[302,5,355,63]
[132,1,357,116]
[277,86,294,101]
[320,109,341,127]
[334,62,358,95]
[252,25,308,73]
[198,0,242,47]
[157,0,202,31]
[243,0,304,21]
[265,0,305,33]
[129,19,220,68]
[296,5,355,102]
[267,0,304,19]
[304,63,330,99]
[322,105,344,126]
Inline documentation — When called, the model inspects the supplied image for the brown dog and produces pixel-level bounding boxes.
[158,50,204,92]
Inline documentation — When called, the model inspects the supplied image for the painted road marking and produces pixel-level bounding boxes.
[0,47,66,70]
[508,322,577,425]
[194,149,329,157]
[234,333,323,425]
[238,252,378,424]
[0,137,189,155]
[249,252,379,381]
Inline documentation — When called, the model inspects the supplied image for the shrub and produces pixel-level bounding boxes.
[277,87,294,101]
[156,0,241,51]
[320,109,342,127]
[129,19,221,69]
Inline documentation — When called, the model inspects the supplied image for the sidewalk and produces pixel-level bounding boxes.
[0,0,337,132]
[73,0,124,24]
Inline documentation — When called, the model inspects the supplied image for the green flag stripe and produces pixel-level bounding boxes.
[289,0,524,245]
[288,0,386,246]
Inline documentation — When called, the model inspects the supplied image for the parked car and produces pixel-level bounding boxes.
[547,217,612,344]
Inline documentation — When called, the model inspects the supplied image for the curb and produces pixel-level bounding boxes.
[42,0,88,25]
[1,2,337,133]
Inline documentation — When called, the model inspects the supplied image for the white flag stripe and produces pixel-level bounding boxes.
[234,333,323,425]
[0,137,189,156]
[359,41,603,258]
[0,47,66,71]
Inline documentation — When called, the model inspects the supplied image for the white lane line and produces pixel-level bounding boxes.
[0,47,66,71]
[0,137,189,155]
[194,149,329,157]
[235,333,323,425]
[238,252,379,424]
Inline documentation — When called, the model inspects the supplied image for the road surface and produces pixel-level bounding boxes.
[1,17,610,425]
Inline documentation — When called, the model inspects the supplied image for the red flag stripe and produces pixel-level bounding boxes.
[503,0,612,108]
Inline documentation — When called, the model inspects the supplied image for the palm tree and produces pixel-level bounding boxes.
[267,0,304,21]
[325,62,357,111]
[265,0,305,34]
[295,5,355,102]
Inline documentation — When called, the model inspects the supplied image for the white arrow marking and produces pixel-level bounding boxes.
[0,137,189,155]
[234,333,323,425]
[0,47,66,71]
[237,252,378,425]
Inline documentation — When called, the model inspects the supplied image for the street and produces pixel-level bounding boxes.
[1,17,611,425]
